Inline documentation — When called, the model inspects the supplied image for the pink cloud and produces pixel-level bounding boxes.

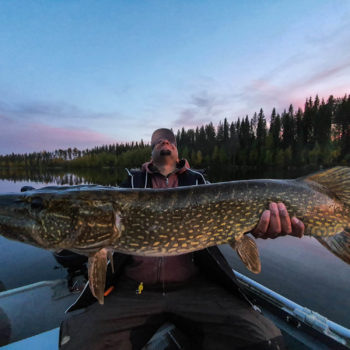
[0,117,116,155]
[287,84,350,112]
[301,61,350,87]
[239,58,350,117]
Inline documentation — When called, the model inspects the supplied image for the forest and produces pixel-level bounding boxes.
[1,94,349,182]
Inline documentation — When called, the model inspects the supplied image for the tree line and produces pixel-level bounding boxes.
[176,94,350,179]
[0,140,150,170]
[1,93,349,182]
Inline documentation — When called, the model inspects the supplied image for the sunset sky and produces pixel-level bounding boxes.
[1,0,350,154]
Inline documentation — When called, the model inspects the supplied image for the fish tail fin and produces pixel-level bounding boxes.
[231,235,261,274]
[299,166,350,207]
[299,166,350,265]
[316,229,350,265]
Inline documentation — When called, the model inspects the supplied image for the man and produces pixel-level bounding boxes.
[60,128,304,350]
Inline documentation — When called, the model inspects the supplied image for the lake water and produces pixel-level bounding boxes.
[0,174,349,330]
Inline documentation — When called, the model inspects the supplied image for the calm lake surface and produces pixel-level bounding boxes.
[0,171,349,329]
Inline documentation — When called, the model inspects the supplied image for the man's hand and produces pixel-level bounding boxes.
[251,202,304,239]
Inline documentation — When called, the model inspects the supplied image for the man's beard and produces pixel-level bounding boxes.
[160,149,171,156]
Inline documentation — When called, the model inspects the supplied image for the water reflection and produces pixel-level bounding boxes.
[0,167,127,186]
[0,165,323,187]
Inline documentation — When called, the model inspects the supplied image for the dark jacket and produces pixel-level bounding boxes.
[68,165,251,312]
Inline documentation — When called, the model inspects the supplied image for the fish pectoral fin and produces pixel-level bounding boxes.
[316,229,350,265]
[232,235,261,274]
[88,248,108,305]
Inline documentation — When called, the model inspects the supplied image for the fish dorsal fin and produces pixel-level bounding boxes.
[232,235,261,274]
[88,248,108,305]
[316,229,350,265]
[299,166,350,207]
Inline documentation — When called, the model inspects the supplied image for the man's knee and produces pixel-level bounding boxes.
[243,311,285,349]
[227,307,283,348]
[239,335,286,350]
[254,311,282,341]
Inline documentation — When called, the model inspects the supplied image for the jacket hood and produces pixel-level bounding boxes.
[142,159,190,175]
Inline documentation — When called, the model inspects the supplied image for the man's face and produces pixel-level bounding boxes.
[151,138,178,164]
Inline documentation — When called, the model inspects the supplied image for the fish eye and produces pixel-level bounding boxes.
[21,186,36,192]
[31,197,44,210]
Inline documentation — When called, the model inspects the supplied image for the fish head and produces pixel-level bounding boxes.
[0,191,48,247]
[0,187,122,251]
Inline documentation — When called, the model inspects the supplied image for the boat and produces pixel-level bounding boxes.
[1,267,349,349]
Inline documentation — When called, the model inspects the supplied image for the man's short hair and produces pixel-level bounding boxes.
[151,128,177,148]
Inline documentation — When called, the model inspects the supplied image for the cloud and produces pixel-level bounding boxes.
[306,17,350,48]
[173,90,235,129]
[237,54,350,117]
[0,98,120,124]
[299,61,350,89]
[0,118,115,155]
[166,40,350,131]
[231,17,350,117]
[170,40,349,130]
[0,97,132,153]
[174,108,210,129]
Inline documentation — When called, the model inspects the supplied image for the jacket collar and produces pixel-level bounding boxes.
[142,159,190,175]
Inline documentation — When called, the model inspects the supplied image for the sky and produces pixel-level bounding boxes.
[1,0,350,155]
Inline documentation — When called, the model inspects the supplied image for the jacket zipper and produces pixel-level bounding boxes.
[161,256,165,295]
[157,256,165,295]
[159,176,168,293]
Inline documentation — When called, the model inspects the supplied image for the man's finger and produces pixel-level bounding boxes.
[252,210,270,238]
[267,202,281,236]
[291,217,305,238]
[278,202,292,235]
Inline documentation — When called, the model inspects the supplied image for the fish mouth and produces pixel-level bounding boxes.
[0,193,25,219]
[0,193,42,246]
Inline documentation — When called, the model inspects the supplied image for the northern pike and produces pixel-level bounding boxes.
[0,167,349,304]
